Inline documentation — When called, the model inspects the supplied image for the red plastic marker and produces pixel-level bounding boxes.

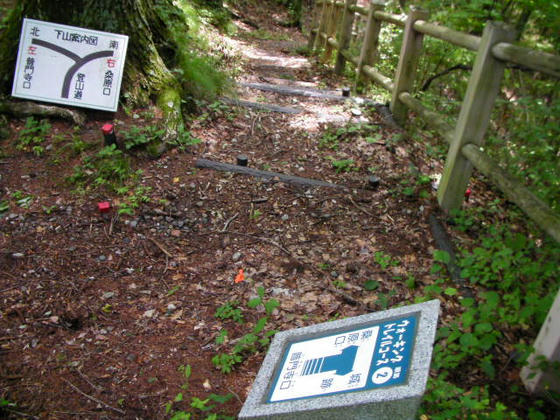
[465,188,472,202]
[101,123,117,146]
[98,201,111,213]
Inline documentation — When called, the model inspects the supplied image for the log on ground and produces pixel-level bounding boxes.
[195,158,345,190]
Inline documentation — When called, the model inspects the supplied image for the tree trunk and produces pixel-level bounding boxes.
[0,0,186,149]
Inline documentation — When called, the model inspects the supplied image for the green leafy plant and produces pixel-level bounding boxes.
[178,364,192,390]
[215,330,228,345]
[68,144,137,192]
[117,185,151,215]
[165,364,234,419]
[333,279,347,288]
[11,191,33,208]
[249,208,262,221]
[319,123,375,150]
[373,251,399,270]
[423,209,559,417]
[0,200,9,215]
[215,301,244,323]
[327,157,357,173]
[16,117,51,156]
[212,287,278,373]
[172,125,202,150]
[121,124,165,150]
[363,279,380,291]
[167,285,181,296]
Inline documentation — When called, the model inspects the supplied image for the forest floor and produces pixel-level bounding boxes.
[0,2,540,420]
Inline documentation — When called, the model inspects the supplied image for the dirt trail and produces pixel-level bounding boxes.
[0,4,446,419]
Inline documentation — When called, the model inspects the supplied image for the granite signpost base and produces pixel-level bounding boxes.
[239,300,440,420]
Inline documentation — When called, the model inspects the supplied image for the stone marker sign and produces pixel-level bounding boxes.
[12,18,128,112]
[239,299,439,420]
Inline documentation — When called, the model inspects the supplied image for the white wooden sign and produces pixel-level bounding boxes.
[12,18,128,112]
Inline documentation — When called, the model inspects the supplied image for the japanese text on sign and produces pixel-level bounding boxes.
[268,314,418,403]
[12,18,129,112]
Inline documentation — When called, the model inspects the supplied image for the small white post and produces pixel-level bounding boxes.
[521,289,560,394]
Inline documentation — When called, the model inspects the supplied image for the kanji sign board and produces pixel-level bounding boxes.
[268,314,417,403]
[12,18,128,112]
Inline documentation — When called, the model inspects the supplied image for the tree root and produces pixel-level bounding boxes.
[0,100,86,125]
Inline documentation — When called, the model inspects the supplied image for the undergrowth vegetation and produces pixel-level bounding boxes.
[212,285,279,374]
[420,204,560,418]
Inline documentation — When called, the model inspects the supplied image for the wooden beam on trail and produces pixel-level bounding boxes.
[240,82,385,106]
[240,82,350,101]
[220,97,303,114]
[195,158,346,190]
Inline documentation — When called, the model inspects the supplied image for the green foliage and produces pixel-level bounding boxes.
[175,50,231,102]
[318,123,377,150]
[487,93,560,211]
[16,117,51,156]
[363,279,380,291]
[211,352,243,374]
[0,200,9,215]
[68,128,93,155]
[68,145,136,192]
[421,376,522,419]
[10,190,33,208]
[166,364,234,419]
[214,301,244,323]
[121,124,165,150]
[0,398,15,408]
[332,279,347,289]
[373,251,399,270]
[117,185,151,215]
[212,287,278,373]
[423,206,560,417]
[182,0,236,34]
[328,158,357,173]
[249,208,262,220]
[171,125,202,150]
[196,101,237,124]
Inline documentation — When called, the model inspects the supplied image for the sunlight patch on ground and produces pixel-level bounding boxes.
[288,102,367,132]
[242,48,310,68]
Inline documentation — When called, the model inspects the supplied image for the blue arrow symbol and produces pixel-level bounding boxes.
[301,345,358,376]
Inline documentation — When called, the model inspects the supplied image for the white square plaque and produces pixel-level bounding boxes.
[12,18,129,112]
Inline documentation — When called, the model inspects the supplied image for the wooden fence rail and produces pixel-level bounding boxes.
[307,0,560,397]
[307,0,560,244]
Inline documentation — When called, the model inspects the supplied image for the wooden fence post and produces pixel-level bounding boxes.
[390,7,429,125]
[520,289,560,394]
[334,0,357,74]
[437,22,516,210]
[313,0,329,51]
[354,0,386,90]
[307,0,323,50]
[322,1,341,62]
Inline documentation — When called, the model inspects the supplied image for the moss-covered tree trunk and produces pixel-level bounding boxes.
[0,0,186,147]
